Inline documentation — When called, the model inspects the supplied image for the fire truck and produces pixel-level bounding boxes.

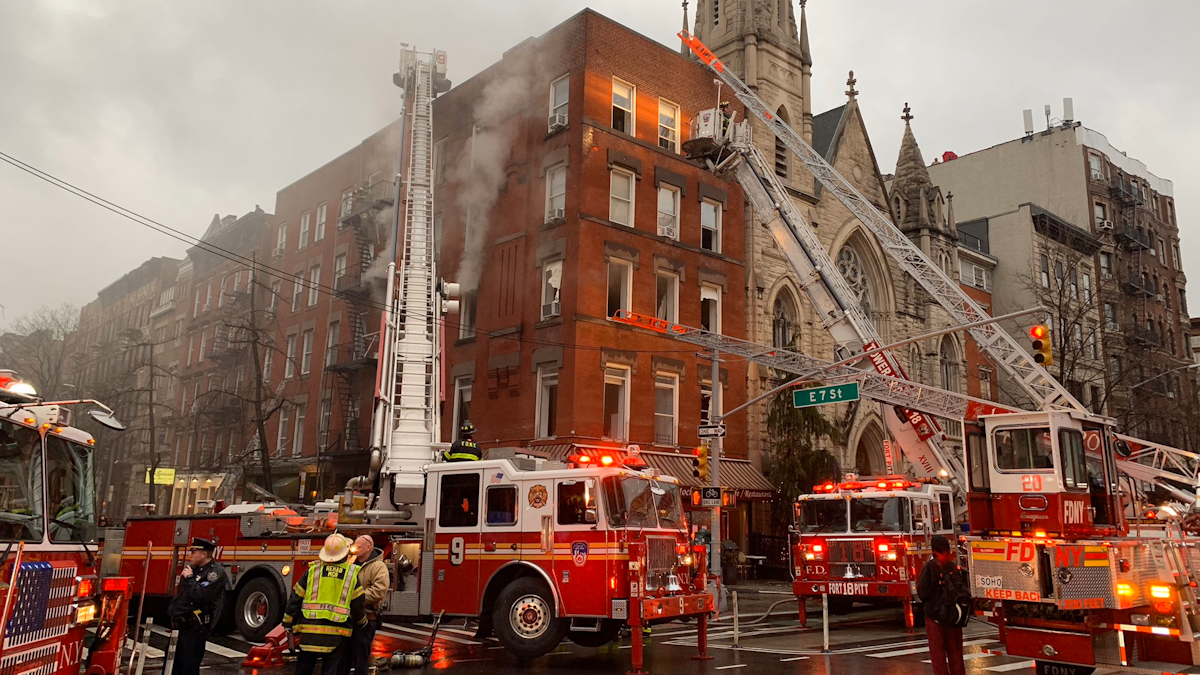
[669,31,1200,673]
[0,370,132,675]
[793,477,955,620]
[118,46,713,665]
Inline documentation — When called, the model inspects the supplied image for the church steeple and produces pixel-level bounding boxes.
[890,103,957,270]
[893,103,934,199]
[799,0,812,66]
[681,0,690,55]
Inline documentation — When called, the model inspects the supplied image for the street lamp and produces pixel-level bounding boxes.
[1129,362,1200,389]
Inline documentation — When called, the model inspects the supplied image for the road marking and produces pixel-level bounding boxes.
[486,646,506,650]
[382,622,482,645]
[204,642,248,659]
[985,660,1036,672]
[869,639,995,658]
[444,658,492,663]
[125,638,165,659]
[716,665,747,670]
[779,656,810,662]
[924,652,997,663]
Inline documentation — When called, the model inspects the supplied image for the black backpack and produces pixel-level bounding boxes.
[929,562,971,627]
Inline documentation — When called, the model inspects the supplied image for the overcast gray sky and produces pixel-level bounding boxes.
[2,1,1197,325]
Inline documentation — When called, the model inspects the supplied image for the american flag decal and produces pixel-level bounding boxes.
[3,561,77,652]
[0,644,59,675]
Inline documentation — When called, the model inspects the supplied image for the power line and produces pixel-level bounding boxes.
[0,150,709,357]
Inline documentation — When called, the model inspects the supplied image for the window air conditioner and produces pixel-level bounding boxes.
[546,208,565,223]
[1098,220,1114,231]
[547,113,568,132]
[541,302,561,319]
[272,247,285,259]
[1157,294,1164,302]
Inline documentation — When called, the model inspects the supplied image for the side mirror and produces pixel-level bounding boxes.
[89,409,127,431]
[584,508,598,524]
[913,520,926,533]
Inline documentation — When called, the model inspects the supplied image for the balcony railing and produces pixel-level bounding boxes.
[1126,326,1161,348]
[339,181,395,227]
[1110,179,1143,206]
[1122,273,1155,297]
[324,333,380,372]
[1116,224,1150,250]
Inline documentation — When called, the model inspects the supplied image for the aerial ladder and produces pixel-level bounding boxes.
[671,30,1200,501]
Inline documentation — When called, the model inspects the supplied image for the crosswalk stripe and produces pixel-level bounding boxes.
[203,643,248,659]
[870,639,995,659]
[924,652,997,663]
[985,660,1036,672]
[779,656,810,662]
[125,638,165,659]
[381,623,481,645]
[716,665,747,670]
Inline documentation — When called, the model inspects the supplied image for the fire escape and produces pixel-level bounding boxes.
[318,180,393,472]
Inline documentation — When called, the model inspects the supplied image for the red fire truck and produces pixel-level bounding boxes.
[0,371,132,675]
[792,476,955,625]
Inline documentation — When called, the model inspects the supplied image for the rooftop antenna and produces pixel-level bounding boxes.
[1062,97,1075,125]
[1022,109,1034,139]
[1044,104,1052,131]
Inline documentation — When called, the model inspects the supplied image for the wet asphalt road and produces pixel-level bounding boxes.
[120,602,1082,675]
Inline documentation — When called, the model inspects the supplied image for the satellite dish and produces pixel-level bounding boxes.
[89,409,127,431]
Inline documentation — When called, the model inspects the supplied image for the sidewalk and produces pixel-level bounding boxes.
[712,578,798,618]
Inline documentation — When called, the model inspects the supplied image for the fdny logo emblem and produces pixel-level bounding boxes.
[572,541,589,567]
[528,484,548,508]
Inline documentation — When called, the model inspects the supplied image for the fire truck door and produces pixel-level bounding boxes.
[431,470,483,615]
[480,479,523,588]
[551,478,605,616]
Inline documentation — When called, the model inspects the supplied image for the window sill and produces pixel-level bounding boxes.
[536,316,563,328]
[544,124,569,140]
[454,336,477,347]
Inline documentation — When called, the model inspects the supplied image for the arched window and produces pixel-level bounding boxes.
[772,289,800,349]
[774,107,790,179]
[892,195,905,223]
[910,346,923,382]
[836,244,875,315]
[940,337,960,393]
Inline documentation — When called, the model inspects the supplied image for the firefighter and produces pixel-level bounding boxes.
[339,535,390,675]
[284,533,366,675]
[442,420,480,462]
[718,101,733,140]
[168,538,229,675]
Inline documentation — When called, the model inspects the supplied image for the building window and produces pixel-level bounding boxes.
[334,254,347,289]
[1108,356,1121,380]
[1072,323,1083,352]
[1099,252,1112,278]
[198,330,207,363]
[1180,288,1188,314]
[187,335,195,366]
[655,271,679,323]
[609,169,634,226]
[433,140,447,187]
[701,284,722,333]
[658,100,679,152]
[1165,283,1172,309]
[308,266,321,306]
[293,404,306,456]
[1083,272,1092,301]
[657,185,679,239]
[549,75,569,121]
[301,329,314,374]
[269,280,282,313]
[452,376,472,434]
[701,199,721,252]
[654,374,678,446]
[612,79,634,135]
[262,346,273,383]
[218,277,227,308]
[1040,254,1050,287]
[545,164,566,221]
[1158,239,1167,262]
[1087,324,1098,359]
[1095,202,1108,224]
[299,211,311,248]
[277,405,290,456]
[1054,260,1064,289]
[325,321,340,366]
[939,337,960,393]
[774,106,790,178]
[285,334,297,379]
[1170,330,1177,355]
[434,214,443,262]
[773,290,799,348]
[535,365,558,439]
[713,0,720,25]
[204,282,212,311]
[607,259,633,318]
[315,202,327,241]
[700,380,712,425]
[277,224,287,252]
[458,292,476,339]
[1069,268,1078,299]
[292,274,303,311]
[1089,154,1104,180]
[1173,244,1181,270]
[541,260,562,319]
[978,366,993,401]
[603,366,629,441]
[1089,385,1102,414]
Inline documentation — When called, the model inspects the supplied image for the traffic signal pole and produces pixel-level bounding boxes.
[709,348,722,579]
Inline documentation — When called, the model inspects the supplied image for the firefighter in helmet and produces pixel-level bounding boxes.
[718,101,733,140]
[442,420,480,462]
[283,533,366,675]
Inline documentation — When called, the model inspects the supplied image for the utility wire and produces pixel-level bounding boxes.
[0,150,709,357]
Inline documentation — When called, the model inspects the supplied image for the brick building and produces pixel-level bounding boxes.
[955,217,1000,403]
[432,9,773,545]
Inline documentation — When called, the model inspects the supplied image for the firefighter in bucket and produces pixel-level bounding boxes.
[442,420,480,462]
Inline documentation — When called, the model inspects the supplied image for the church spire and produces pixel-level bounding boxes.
[680,0,689,56]
[894,103,933,194]
[799,0,812,66]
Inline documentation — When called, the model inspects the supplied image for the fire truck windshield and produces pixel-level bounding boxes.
[46,434,97,543]
[798,499,848,533]
[603,476,683,529]
[850,497,910,533]
[0,419,44,541]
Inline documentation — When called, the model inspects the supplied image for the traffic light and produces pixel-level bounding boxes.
[1029,324,1053,366]
[698,445,711,483]
[692,449,701,479]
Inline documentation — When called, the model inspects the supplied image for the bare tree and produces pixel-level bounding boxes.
[0,303,78,400]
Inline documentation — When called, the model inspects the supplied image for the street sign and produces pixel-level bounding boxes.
[792,382,860,408]
[698,424,727,439]
[699,486,722,507]
[144,467,176,485]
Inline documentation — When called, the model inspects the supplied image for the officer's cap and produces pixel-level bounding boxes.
[190,537,217,553]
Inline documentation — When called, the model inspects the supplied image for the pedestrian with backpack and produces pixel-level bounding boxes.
[918,535,969,675]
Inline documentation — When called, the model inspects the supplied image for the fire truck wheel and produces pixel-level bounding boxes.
[568,620,621,648]
[234,577,283,642]
[492,578,568,658]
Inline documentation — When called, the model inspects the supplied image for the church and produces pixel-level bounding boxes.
[687,0,968,479]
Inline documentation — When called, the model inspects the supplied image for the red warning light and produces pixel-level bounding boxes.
[1029,325,1048,340]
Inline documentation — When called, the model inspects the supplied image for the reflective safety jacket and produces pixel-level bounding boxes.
[443,438,480,462]
[283,560,366,653]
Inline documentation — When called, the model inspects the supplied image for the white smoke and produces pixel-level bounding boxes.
[449,52,546,292]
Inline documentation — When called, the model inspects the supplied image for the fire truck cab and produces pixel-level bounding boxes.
[792,476,955,619]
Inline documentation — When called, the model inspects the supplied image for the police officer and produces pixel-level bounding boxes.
[168,538,228,675]
[442,420,480,462]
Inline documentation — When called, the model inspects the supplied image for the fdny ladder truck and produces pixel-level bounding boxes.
[663,31,1200,674]
[0,370,133,675]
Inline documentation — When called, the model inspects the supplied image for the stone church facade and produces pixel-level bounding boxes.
[688,0,968,478]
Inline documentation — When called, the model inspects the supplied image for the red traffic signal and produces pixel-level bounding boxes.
[1029,324,1053,365]
[1029,324,1049,340]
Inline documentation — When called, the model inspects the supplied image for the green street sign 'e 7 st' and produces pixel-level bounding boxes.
[792,382,860,408]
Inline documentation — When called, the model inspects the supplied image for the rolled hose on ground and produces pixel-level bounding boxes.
[710,597,796,626]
